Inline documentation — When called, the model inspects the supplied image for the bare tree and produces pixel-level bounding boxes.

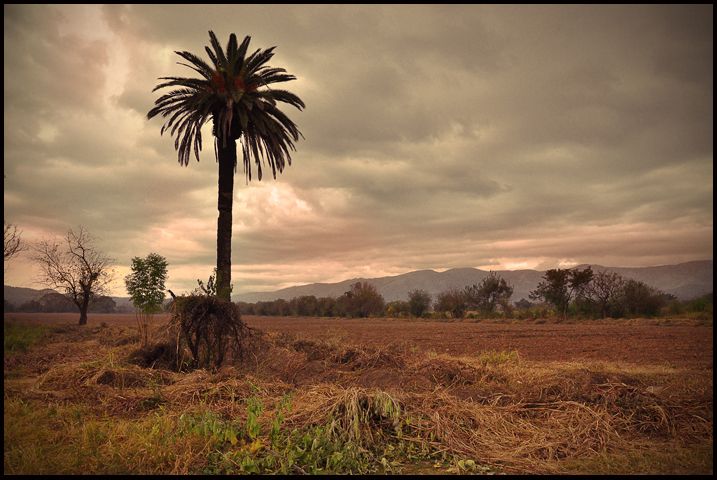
[32,226,115,325]
[4,222,26,263]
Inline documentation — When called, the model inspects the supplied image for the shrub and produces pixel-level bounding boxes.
[684,292,713,314]
[386,300,410,318]
[617,279,672,317]
[434,288,467,319]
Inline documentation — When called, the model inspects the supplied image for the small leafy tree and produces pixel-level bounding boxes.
[464,272,514,315]
[408,289,432,318]
[125,253,169,346]
[295,295,319,316]
[530,269,570,317]
[568,266,594,315]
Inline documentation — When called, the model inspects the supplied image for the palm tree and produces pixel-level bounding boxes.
[148,31,304,301]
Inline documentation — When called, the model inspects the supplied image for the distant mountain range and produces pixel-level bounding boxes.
[4,260,712,310]
[233,260,713,303]
[3,285,134,312]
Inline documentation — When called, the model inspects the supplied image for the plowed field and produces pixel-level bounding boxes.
[4,313,712,368]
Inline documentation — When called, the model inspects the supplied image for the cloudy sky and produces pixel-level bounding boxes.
[3,4,713,297]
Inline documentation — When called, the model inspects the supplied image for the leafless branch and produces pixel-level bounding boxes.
[31,226,115,323]
[4,222,26,262]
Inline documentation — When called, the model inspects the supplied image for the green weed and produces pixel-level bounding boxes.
[4,323,48,353]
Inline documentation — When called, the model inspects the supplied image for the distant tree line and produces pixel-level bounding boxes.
[238,269,712,321]
[4,292,120,314]
[239,282,387,318]
[527,266,684,319]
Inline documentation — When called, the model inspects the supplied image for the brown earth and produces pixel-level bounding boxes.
[4,313,713,369]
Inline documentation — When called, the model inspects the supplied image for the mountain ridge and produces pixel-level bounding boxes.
[234,260,713,303]
[4,260,712,308]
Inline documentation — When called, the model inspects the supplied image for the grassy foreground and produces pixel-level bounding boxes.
[3,320,713,475]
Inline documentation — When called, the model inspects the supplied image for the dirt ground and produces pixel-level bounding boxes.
[4,313,712,369]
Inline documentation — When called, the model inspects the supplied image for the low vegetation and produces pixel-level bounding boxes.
[4,323,48,353]
[238,276,712,322]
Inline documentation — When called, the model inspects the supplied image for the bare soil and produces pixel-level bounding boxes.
[243,316,713,369]
[4,313,712,369]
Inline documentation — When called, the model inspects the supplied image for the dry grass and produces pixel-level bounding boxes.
[4,320,712,475]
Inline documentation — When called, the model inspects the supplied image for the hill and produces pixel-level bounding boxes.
[5,260,712,310]
[235,260,713,303]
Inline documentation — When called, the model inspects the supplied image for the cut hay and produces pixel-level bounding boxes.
[35,362,175,391]
[283,334,406,370]
[275,355,712,474]
[285,385,403,447]
[161,369,292,418]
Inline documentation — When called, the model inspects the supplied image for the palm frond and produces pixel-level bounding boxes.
[236,36,251,70]
[262,89,306,110]
[175,51,214,79]
[204,46,218,69]
[148,31,304,178]
[245,47,276,75]
[208,30,228,69]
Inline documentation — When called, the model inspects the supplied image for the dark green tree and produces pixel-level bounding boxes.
[148,31,304,300]
[316,296,336,317]
[341,282,385,318]
[618,279,672,317]
[292,295,318,316]
[530,267,593,319]
[407,289,432,317]
[464,272,514,315]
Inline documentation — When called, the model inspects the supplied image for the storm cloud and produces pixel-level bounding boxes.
[3,4,712,296]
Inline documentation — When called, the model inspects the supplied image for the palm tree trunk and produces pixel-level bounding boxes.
[216,138,236,301]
